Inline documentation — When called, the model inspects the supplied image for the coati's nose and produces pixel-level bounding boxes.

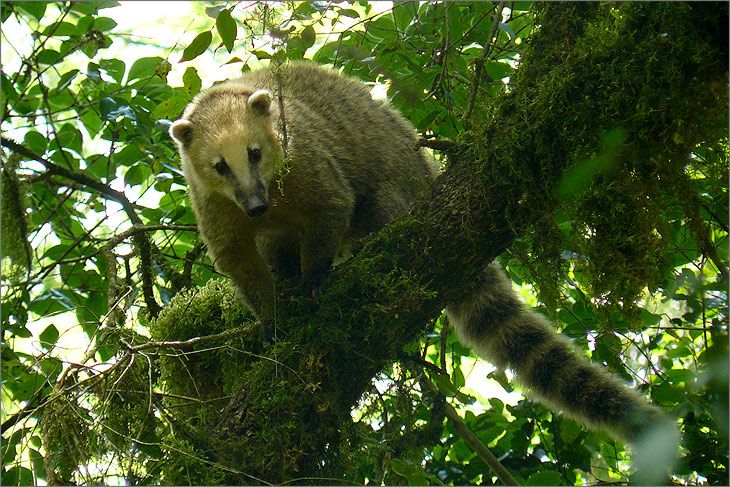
[235,188,268,217]
[246,203,268,218]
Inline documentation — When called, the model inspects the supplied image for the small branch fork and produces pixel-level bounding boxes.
[2,322,255,434]
[124,325,253,352]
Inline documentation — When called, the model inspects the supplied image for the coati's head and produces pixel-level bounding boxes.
[169,87,283,218]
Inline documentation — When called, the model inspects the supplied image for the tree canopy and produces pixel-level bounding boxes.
[1,2,727,485]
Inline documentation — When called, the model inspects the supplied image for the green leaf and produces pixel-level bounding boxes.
[486,61,513,81]
[432,372,458,397]
[216,9,237,53]
[77,14,93,33]
[30,448,45,482]
[12,373,45,401]
[24,131,47,154]
[71,1,101,14]
[300,25,316,49]
[115,145,144,167]
[2,428,23,465]
[452,363,465,389]
[38,357,63,382]
[511,1,533,11]
[527,471,564,486]
[251,49,272,60]
[389,458,432,486]
[337,8,360,18]
[57,124,83,154]
[30,291,76,317]
[182,67,202,96]
[98,58,125,83]
[128,56,165,82]
[153,94,189,119]
[124,163,151,186]
[489,397,504,413]
[447,438,473,463]
[86,290,107,318]
[37,49,60,65]
[652,382,683,404]
[80,111,104,138]
[180,31,212,62]
[392,1,416,31]
[54,69,79,93]
[42,21,77,37]
[17,2,47,21]
[93,16,117,31]
[39,324,59,350]
[3,466,34,486]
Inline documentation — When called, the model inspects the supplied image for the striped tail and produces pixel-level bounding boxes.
[446,263,668,443]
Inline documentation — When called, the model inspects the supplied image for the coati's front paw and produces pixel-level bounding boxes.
[233,286,247,303]
[302,269,328,298]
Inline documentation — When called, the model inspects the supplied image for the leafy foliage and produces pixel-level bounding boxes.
[1,1,727,485]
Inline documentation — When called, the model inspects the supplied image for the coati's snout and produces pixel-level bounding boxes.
[235,181,269,217]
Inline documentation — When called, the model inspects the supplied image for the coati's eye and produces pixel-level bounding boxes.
[248,147,262,165]
[214,158,230,175]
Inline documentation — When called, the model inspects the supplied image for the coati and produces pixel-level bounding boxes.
[170,62,435,330]
[170,61,670,444]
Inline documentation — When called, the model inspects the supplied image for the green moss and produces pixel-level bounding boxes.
[461,2,728,316]
[159,436,227,486]
[41,394,90,481]
[1,154,31,275]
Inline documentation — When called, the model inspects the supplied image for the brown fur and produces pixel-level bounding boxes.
[171,61,669,444]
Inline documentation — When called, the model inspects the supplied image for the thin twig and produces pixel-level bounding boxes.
[126,325,254,352]
[462,0,506,124]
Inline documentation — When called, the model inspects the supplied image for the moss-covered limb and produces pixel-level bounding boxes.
[467,2,728,309]
[151,3,728,483]
[1,153,32,273]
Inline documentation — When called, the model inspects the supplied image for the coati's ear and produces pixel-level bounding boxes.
[247,89,272,114]
[170,119,194,146]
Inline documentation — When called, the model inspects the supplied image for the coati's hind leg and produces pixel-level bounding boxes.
[446,263,671,444]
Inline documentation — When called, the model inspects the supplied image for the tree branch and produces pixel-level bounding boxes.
[1,136,162,317]
[417,137,455,151]
[444,401,519,485]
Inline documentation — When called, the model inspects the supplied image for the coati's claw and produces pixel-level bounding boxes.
[302,270,328,299]
[260,319,275,344]
[303,279,324,299]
